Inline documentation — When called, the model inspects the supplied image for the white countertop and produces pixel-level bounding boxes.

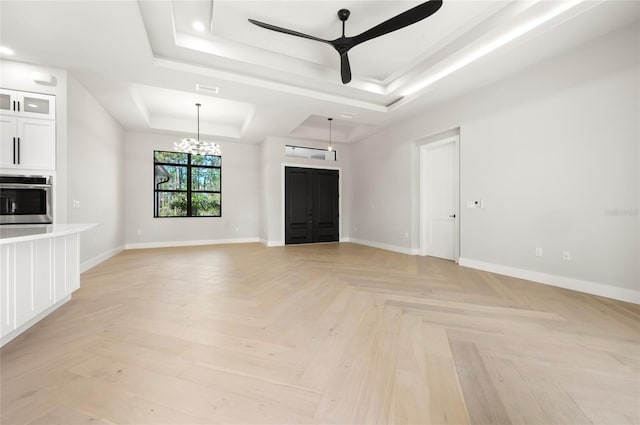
[0,223,97,244]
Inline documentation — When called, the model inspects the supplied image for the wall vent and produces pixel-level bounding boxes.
[196,84,219,95]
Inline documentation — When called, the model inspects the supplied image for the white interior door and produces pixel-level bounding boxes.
[420,137,459,260]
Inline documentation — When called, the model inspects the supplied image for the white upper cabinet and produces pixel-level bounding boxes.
[0,89,56,171]
[19,118,56,170]
[0,89,55,120]
[1,116,56,170]
[0,115,17,168]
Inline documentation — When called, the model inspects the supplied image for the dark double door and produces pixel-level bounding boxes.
[285,167,339,244]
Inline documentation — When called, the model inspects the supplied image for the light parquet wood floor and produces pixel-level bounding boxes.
[1,242,639,424]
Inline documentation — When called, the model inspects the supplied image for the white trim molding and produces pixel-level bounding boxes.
[261,240,284,247]
[459,257,640,304]
[80,245,125,273]
[125,237,260,250]
[349,238,414,256]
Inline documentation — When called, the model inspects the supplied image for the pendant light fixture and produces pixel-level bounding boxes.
[174,103,221,156]
[327,117,334,152]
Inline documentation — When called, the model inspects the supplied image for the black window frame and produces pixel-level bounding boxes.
[153,150,222,218]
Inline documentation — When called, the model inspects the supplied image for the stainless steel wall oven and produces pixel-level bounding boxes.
[0,175,53,224]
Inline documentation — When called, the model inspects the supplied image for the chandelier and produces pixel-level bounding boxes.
[174,103,221,156]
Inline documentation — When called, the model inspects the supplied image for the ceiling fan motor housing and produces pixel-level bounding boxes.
[338,9,351,21]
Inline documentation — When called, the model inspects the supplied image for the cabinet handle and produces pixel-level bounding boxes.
[17,137,20,164]
[12,100,16,111]
[13,137,16,164]
[16,101,20,112]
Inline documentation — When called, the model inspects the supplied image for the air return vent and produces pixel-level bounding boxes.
[196,84,219,95]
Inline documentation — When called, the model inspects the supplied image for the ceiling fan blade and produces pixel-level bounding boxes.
[340,52,352,84]
[349,0,443,48]
[248,19,331,44]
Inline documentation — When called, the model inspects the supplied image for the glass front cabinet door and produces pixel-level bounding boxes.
[0,89,55,120]
[0,90,14,114]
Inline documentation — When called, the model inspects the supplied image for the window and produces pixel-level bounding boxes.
[285,145,336,161]
[153,151,221,217]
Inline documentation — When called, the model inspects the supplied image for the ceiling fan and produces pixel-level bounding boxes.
[248,0,443,84]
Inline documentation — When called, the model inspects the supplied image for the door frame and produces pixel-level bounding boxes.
[419,136,460,261]
[281,163,342,245]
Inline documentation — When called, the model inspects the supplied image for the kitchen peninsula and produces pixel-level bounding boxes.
[0,223,95,347]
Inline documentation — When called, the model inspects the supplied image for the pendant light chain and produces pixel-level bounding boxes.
[196,103,201,141]
[328,117,333,152]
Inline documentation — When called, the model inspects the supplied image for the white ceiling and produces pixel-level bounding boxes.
[0,0,638,145]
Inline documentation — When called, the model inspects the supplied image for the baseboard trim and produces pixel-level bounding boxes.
[261,240,284,247]
[458,257,640,304]
[124,238,260,250]
[81,245,125,273]
[349,238,414,256]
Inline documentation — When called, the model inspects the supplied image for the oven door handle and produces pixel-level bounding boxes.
[0,184,52,189]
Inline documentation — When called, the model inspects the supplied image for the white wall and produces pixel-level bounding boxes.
[124,132,260,247]
[67,75,125,269]
[260,136,351,246]
[351,137,415,253]
[350,23,639,302]
[459,68,638,291]
[0,60,68,223]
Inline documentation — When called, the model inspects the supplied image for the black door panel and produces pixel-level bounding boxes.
[285,167,339,244]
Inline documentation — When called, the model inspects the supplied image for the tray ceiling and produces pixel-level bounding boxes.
[0,0,637,144]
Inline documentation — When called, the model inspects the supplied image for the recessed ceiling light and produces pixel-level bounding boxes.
[192,21,206,32]
[340,113,354,119]
[0,46,15,55]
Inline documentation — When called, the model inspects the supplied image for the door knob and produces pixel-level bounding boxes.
[449,214,456,218]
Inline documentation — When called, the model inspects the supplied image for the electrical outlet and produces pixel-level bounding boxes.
[72,200,80,209]
[563,250,572,261]
[535,248,542,257]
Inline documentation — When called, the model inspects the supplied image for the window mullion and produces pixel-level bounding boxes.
[187,154,193,216]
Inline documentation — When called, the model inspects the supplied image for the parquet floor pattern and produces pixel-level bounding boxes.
[1,243,638,424]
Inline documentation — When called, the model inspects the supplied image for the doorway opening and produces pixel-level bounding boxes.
[284,166,340,245]
[419,136,460,261]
